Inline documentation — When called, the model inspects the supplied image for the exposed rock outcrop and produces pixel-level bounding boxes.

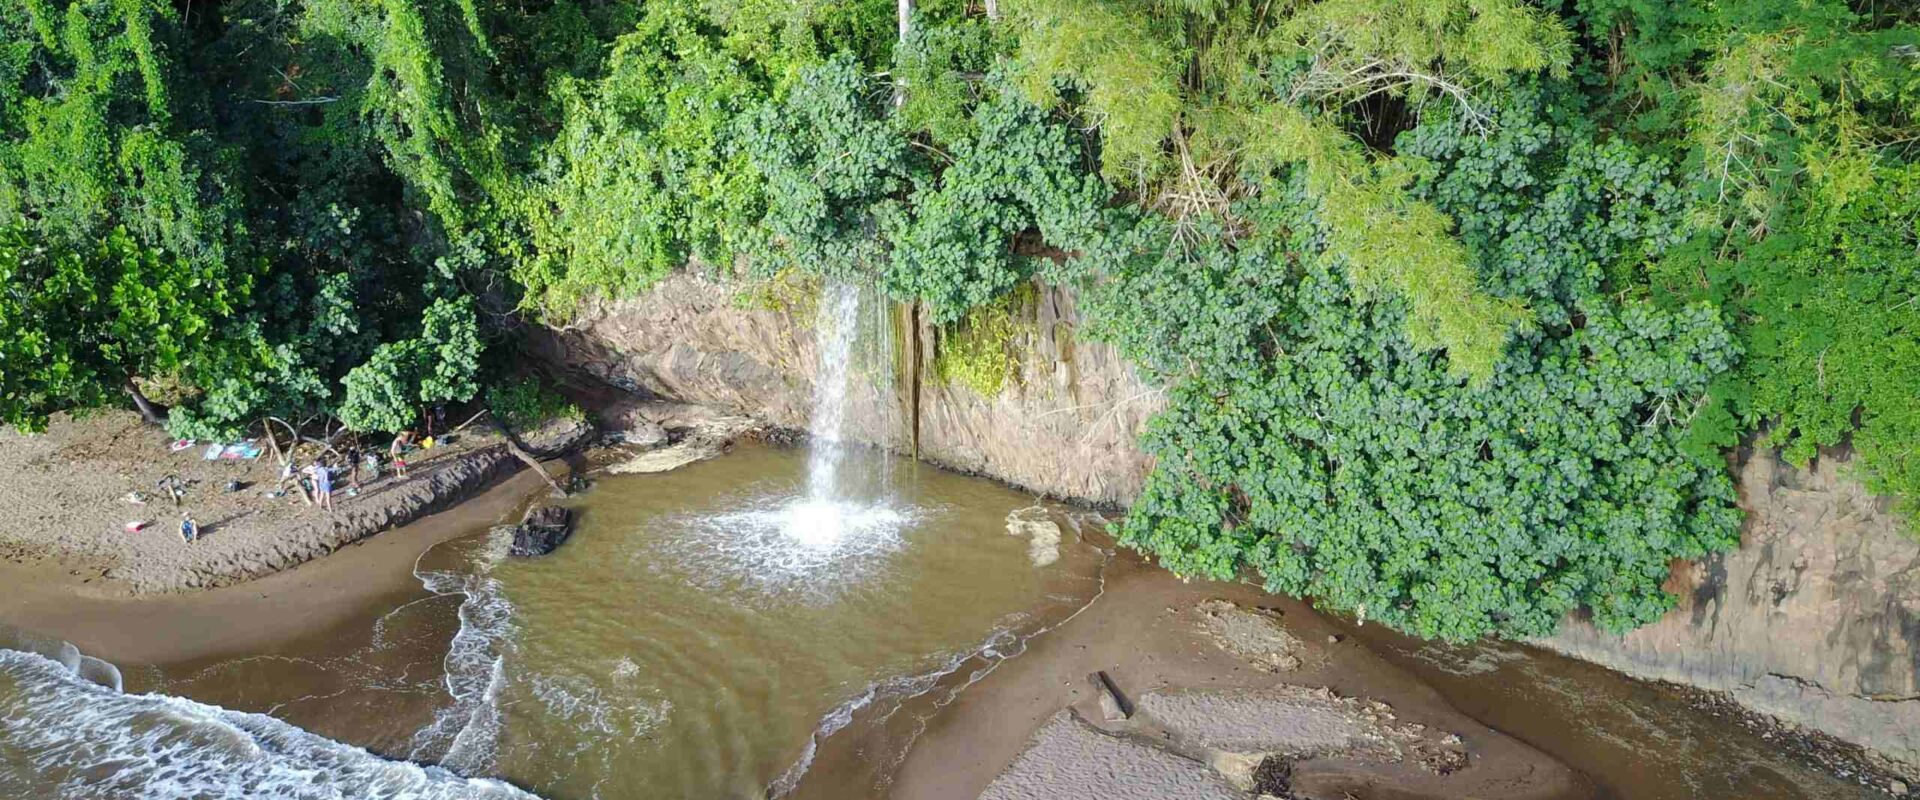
[528,273,1159,506]
[604,412,762,475]
[1543,447,1920,777]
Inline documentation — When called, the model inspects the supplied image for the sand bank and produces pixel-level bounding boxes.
[795,551,1593,800]
[0,461,565,668]
[0,409,590,596]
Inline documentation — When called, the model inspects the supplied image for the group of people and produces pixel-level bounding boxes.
[167,430,428,545]
[288,431,419,513]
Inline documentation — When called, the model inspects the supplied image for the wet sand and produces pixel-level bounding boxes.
[797,550,1595,800]
[0,464,558,668]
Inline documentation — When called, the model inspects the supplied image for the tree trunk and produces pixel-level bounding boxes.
[125,379,167,426]
[262,417,286,466]
[895,0,913,107]
[486,412,567,498]
[984,0,998,20]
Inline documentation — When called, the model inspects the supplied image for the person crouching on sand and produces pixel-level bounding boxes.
[306,462,334,512]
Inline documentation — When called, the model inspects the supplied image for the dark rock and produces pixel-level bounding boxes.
[524,505,570,529]
[509,505,574,556]
[1251,757,1294,798]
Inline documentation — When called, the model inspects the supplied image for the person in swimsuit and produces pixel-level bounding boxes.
[390,431,415,479]
[345,446,364,491]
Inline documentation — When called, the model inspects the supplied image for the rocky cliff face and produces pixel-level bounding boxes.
[531,272,1919,778]
[527,273,1161,507]
[1545,448,1920,776]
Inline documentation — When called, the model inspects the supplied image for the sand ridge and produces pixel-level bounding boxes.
[0,410,591,595]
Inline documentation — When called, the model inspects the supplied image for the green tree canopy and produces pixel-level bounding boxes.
[0,226,248,429]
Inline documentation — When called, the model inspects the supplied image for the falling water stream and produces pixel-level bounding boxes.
[760,281,906,556]
[804,282,861,504]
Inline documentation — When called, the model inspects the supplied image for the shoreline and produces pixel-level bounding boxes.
[0,410,592,599]
[0,461,561,669]
[803,546,1910,799]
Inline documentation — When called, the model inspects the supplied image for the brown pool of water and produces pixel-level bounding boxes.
[146,443,1107,800]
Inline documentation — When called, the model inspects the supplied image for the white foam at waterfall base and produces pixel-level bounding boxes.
[0,649,536,800]
[671,491,921,599]
[666,280,922,599]
[773,496,909,551]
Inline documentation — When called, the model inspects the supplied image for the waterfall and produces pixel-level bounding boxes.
[805,282,862,503]
[765,280,909,553]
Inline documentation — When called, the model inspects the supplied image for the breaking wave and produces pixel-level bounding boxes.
[0,648,536,800]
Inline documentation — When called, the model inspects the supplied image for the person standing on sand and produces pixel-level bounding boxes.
[345,445,363,492]
[307,462,334,512]
[390,431,415,479]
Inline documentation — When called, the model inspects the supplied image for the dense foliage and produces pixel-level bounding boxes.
[3,0,1916,639]
[485,376,583,431]
[1093,97,1745,639]
[0,226,247,430]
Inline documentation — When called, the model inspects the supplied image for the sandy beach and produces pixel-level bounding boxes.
[0,460,564,669]
[0,410,590,597]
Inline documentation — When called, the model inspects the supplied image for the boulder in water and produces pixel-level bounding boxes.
[509,505,574,556]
